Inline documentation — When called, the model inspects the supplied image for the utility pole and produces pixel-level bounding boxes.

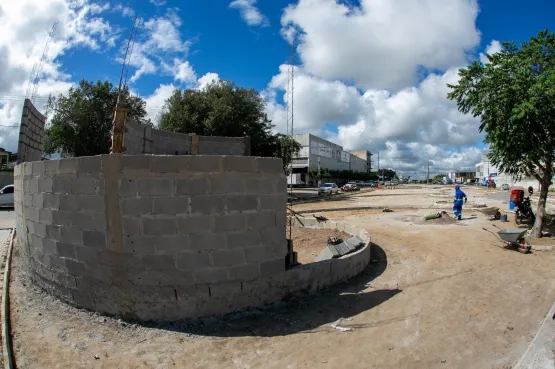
[377,152,380,180]
[317,157,321,187]
[427,160,430,185]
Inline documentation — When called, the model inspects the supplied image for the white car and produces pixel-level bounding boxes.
[318,183,340,196]
[0,185,14,208]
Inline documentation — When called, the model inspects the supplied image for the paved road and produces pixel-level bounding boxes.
[0,209,15,230]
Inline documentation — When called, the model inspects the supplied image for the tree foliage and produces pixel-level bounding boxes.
[44,80,149,157]
[273,134,302,174]
[447,29,555,237]
[159,80,276,158]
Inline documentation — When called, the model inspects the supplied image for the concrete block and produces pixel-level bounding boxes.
[259,258,286,275]
[142,254,176,270]
[71,177,99,195]
[228,263,259,280]
[59,158,78,173]
[194,268,228,284]
[175,178,209,196]
[176,252,211,270]
[59,194,79,212]
[155,234,191,253]
[61,226,83,245]
[52,178,72,194]
[122,217,142,235]
[93,213,107,231]
[69,213,93,231]
[98,250,143,271]
[256,158,282,173]
[210,249,245,267]
[150,156,187,173]
[120,198,152,216]
[246,212,275,229]
[132,269,193,287]
[188,156,222,172]
[64,259,87,277]
[78,195,105,214]
[245,245,276,263]
[143,218,176,235]
[71,290,95,310]
[75,246,99,263]
[43,160,59,176]
[275,211,287,230]
[34,222,47,238]
[211,174,245,194]
[190,195,224,215]
[227,229,260,249]
[38,178,53,193]
[259,194,286,211]
[153,197,189,215]
[245,177,275,194]
[38,208,53,225]
[122,155,150,171]
[82,230,106,249]
[214,214,246,232]
[260,227,285,244]
[42,238,57,255]
[222,156,256,172]
[190,233,226,251]
[56,242,76,259]
[77,156,101,173]
[137,178,173,196]
[124,236,156,253]
[43,193,60,210]
[118,179,137,197]
[177,216,214,234]
[46,225,61,241]
[29,179,39,194]
[226,195,258,213]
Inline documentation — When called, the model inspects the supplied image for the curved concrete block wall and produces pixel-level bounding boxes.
[15,154,289,320]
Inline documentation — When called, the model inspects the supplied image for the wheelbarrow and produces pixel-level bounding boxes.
[477,207,501,220]
[484,228,531,254]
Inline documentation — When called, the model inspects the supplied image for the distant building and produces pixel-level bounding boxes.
[349,150,372,172]
[289,134,370,186]
[475,154,552,190]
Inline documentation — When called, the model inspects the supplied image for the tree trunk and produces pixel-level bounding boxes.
[531,170,552,238]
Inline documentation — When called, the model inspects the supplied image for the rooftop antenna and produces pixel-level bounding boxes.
[286,36,295,241]
[26,22,59,104]
[111,16,139,154]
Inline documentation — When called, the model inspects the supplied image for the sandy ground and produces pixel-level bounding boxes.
[289,226,350,263]
[9,185,555,368]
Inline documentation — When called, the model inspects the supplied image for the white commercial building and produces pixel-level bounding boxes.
[289,134,369,186]
[475,154,551,190]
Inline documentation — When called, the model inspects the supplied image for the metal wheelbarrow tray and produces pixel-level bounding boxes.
[497,228,531,253]
[478,207,501,220]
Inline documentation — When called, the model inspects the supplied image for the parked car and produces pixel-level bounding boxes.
[0,185,14,208]
[318,183,340,196]
[342,183,360,192]
[500,183,510,191]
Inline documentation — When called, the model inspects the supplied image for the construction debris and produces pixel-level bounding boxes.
[331,318,353,332]
[424,212,442,221]
[382,208,394,212]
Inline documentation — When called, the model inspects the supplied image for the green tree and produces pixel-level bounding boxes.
[273,134,302,175]
[433,174,447,183]
[448,29,555,237]
[44,80,149,157]
[158,80,276,158]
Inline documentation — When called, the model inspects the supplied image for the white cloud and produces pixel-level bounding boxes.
[150,0,167,6]
[162,59,197,83]
[229,0,269,27]
[114,4,135,18]
[281,0,481,91]
[126,11,192,83]
[479,40,503,64]
[263,64,484,174]
[144,83,176,124]
[197,73,220,90]
[0,0,116,153]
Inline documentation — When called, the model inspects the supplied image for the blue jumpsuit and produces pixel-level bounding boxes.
[453,185,467,219]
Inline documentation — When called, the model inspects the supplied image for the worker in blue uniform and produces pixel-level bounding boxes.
[453,184,467,220]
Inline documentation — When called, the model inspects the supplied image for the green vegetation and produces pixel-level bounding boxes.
[448,29,555,237]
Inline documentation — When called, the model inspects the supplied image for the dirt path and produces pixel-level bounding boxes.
[9,188,555,368]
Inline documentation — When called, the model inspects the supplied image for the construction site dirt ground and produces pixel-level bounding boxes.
[9,186,555,368]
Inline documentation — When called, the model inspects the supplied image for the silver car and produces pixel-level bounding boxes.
[0,185,14,208]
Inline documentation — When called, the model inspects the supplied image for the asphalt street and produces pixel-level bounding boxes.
[0,208,15,230]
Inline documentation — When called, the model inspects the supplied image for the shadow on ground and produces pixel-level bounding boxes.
[151,243,399,338]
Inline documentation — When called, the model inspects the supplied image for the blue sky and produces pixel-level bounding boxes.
[0,0,554,175]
